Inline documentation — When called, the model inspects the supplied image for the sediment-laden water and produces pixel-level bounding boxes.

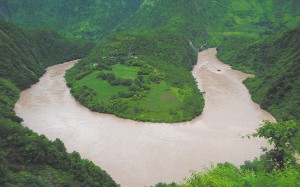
[15,48,275,187]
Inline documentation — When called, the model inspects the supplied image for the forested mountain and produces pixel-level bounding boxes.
[0,21,117,186]
[118,0,300,46]
[0,0,143,40]
[2,0,299,45]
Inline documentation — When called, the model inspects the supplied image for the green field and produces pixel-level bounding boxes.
[78,71,127,102]
[127,81,183,122]
[111,64,139,79]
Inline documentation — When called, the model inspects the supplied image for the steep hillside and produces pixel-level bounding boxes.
[118,0,300,47]
[2,0,300,45]
[0,21,117,186]
[218,26,300,151]
[116,0,208,46]
[202,0,300,46]
[0,0,143,40]
[219,27,300,123]
[0,20,93,89]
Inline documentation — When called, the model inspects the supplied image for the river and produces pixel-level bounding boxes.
[15,48,275,187]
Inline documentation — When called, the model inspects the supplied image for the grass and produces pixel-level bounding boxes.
[140,81,181,111]
[131,82,183,122]
[111,64,139,79]
[77,71,127,102]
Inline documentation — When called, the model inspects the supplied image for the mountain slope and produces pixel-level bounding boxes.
[2,0,300,45]
[116,0,208,45]
[219,26,300,122]
[0,0,143,40]
[218,26,300,151]
[0,20,93,89]
[0,21,117,186]
[117,0,300,47]
[202,0,300,45]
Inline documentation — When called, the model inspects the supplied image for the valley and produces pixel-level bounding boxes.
[1,0,299,186]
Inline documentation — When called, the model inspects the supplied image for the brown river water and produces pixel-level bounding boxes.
[15,48,275,187]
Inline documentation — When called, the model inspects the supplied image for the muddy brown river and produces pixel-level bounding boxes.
[15,48,275,187]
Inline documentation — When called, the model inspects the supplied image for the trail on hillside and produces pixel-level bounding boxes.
[15,48,275,187]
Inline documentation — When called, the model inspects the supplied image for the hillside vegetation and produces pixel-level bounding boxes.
[0,20,93,89]
[156,163,300,187]
[118,0,300,46]
[218,26,300,150]
[2,0,300,45]
[219,26,300,122]
[0,21,117,186]
[0,0,143,40]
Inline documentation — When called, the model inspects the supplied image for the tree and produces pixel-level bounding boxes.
[252,120,298,170]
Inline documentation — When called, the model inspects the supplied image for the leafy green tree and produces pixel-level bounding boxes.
[252,120,298,170]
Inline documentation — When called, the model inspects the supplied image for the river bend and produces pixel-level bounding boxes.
[15,48,275,187]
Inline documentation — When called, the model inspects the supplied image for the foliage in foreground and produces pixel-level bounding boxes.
[252,120,298,170]
[156,164,300,187]
[155,121,300,187]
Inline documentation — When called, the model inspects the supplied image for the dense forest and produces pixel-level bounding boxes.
[2,0,300,45]
[0,0,300,186]
[0,0,143,40]
[0,21,117,186]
